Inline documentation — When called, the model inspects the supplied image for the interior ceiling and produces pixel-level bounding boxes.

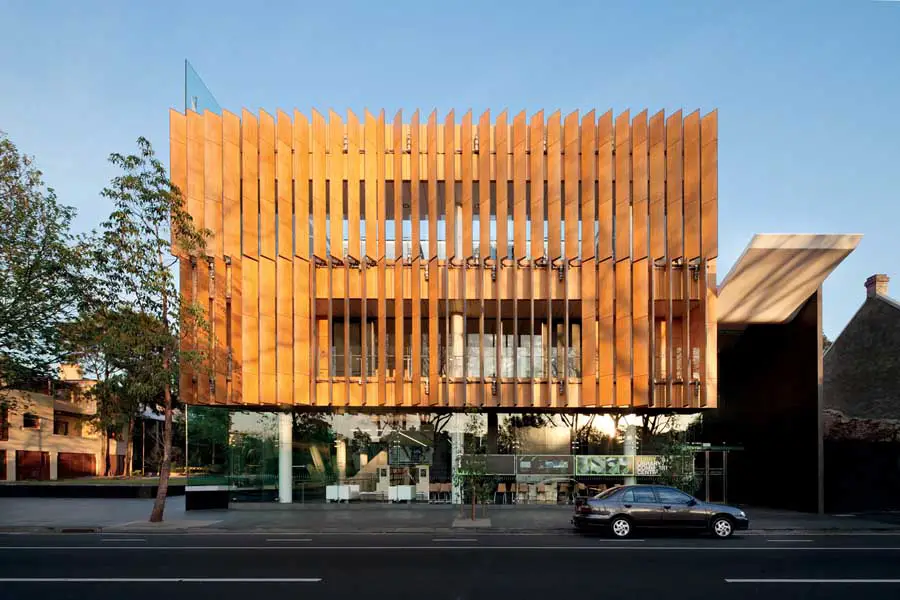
[717,234,862,326]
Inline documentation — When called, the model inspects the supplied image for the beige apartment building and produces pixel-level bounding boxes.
[0,366,127,481]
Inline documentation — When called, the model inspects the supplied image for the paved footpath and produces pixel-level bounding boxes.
[1,496,899,534]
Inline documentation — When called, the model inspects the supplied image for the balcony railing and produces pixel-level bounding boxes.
[326,347,585,380]
[329,352,433,379]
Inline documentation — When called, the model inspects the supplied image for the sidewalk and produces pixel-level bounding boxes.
[2,497,899,534]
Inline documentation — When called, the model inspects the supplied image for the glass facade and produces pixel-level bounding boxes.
[184,60,221,115]
[186,408,706,504]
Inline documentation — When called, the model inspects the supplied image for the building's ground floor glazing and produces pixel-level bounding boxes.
[185,407,732,506]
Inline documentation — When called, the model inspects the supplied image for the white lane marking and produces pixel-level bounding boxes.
[102,539,146,543]
[1,546,900,551]
[432,538,477,542]
[5,531,900,537]
[0,578,322,583]
[747,532,900,537]
[726,579,900,584]
[768,539,813,543]
[266,539,312,542]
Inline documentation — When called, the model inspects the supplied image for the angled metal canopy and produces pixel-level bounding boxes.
[717,234,862,326]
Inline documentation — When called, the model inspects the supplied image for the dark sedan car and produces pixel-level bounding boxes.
[572,484,749,538]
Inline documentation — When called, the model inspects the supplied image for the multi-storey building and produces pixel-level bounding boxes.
[173,108,719,411]
[172,71,861,512]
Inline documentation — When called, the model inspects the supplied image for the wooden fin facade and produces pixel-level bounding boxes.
[173,109,718,410]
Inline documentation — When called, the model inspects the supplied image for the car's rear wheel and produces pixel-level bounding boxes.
[711,516,734,539]
[610,516,632,538]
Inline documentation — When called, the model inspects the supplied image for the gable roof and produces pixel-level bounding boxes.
[877,292,900,313]
[825,288,900,357]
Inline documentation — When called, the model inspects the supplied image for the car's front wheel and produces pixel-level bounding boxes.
[711,516,734,539]
[610,516,632,538]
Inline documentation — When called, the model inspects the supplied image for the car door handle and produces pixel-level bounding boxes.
[623,504,632,508]
[663,505,672,510]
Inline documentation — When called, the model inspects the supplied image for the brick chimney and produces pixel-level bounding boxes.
[865,274,889,299]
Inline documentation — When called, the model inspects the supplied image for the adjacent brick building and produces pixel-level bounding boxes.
[825,274,900,422]
[823,274,900,512]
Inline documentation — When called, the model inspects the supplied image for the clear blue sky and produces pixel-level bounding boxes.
[2,0,898,337]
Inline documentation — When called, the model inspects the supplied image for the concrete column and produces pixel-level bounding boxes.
[456,203,463,257]
[49,451,58,481]
[451,312,465,378]
[7,452,16,482]
[542,320,550,378]
[278,412,293,504]
[451,413,463,504]
[624,424,637,485]
[335,438,347,481]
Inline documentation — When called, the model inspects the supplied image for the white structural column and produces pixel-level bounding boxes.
[278,412,293,503]
[335,438,347,481]
[49,451,58,480]
[624,424,637,485]
[451,413,463,504]
[451,202,465,381]
[451,313,465,377]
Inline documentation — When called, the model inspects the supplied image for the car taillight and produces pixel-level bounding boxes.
[578,505,593,514]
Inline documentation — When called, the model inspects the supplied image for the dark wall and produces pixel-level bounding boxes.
[825,440,900,513]
[706,291,822,512]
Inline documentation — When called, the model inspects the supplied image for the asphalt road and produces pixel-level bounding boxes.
[3,532,900,599]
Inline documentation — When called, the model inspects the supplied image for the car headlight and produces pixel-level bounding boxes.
[737,510,746,518]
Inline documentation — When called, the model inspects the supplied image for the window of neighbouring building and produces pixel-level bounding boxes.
[54,419,69,436]
[23,413,40,429]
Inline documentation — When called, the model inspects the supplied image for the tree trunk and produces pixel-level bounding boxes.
[104,431,111,477]
[124,417,135,477]
[149,381,172,522]
[150,242,173,523]
[470,483,476,520]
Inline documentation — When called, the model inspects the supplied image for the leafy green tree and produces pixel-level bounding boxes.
[63,308,164,476]
[655,430,696,493]
[0,132,87,399]
[453,412,495,519]
[182,406,229,472]
[350,428,373,456]
[292,411,335,444]
[94,138,209,522]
